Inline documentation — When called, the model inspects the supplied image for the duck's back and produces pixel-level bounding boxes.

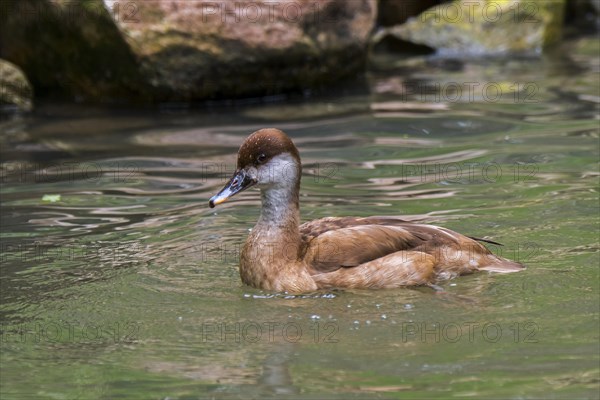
[299,217,523,288]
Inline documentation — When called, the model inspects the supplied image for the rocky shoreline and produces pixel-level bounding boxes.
[1,0,596,111]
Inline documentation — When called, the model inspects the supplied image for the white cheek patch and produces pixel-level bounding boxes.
[246,166,259,181]
[257,153,298,187]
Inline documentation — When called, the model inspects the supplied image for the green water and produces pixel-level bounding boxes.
[1,36,598,399]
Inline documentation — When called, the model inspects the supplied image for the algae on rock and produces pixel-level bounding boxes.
[374,0,566,56]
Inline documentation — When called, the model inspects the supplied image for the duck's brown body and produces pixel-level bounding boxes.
[209,129,523,293]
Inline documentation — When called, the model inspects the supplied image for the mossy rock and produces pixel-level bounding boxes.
[374,0,566,55]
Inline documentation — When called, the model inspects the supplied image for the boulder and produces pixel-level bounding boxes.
[0,59,33,112]
[0,0,377,102]
[0,0,146,102]
[374,0,566,56]
[104,0,377,100]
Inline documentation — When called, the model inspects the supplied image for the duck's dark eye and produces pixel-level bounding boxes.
[257,154,267,164]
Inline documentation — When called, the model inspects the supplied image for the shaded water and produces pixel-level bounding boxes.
[1,36,599,398]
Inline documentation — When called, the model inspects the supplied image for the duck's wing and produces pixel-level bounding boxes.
[301,216,507,247]
[311,250,437,289]
[300,216,413,241]
[300,220,441,273]
[300,218,524,275]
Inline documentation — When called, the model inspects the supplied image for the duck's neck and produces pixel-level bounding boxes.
[256,182,300,237]
[241,166,318,292]
[240,180,302,289]
[245,175,303,270]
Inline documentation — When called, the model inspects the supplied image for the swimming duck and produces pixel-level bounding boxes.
[209,128,523,293]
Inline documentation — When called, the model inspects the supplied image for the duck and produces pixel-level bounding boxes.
[209,128,524,293]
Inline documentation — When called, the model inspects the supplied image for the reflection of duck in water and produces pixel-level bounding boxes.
[209,129,523,293]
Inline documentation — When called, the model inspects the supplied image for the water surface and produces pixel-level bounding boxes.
[1,35,599,399]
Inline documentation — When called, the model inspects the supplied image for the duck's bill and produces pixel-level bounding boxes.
[209,169,257,208]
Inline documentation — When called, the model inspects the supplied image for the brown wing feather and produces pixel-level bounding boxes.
[300,216,413,241]
[303,225,426,272]
[300,218,524,277]
[313,251,436,289]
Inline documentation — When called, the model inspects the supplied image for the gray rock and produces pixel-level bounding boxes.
[104,0,377,100]
[1,0,145,102]
[1,0,377,102]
